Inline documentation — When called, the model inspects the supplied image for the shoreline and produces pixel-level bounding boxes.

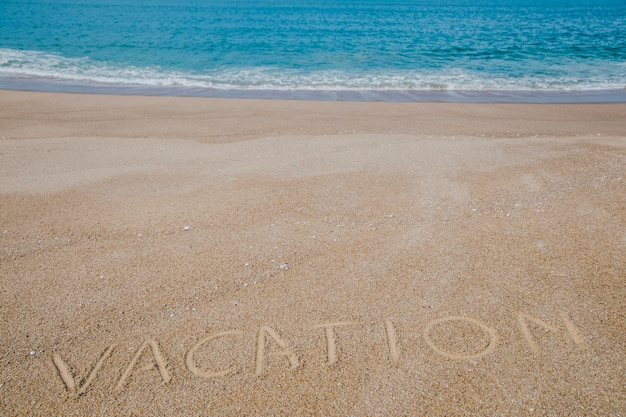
[2,77,626,103]
[1,89,624,415]
[2,90,626,143]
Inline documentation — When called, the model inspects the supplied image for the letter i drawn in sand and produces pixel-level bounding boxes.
[385,319,400,366]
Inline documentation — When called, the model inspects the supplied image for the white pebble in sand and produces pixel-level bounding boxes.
[183,226,190,231]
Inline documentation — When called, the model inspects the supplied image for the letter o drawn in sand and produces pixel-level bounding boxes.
[423,316,498,360]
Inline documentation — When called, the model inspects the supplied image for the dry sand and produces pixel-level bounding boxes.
[0,90,625,416]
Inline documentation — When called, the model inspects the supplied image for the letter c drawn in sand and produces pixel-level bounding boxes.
[423,316,498,360]
[186,330,244,378]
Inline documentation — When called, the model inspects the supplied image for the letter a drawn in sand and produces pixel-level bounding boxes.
[186,330,244,378]
[116,340,171,391]
[52,345,115,396]
[255,326,300,376]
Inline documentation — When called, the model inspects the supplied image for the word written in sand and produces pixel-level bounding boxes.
[52,311,585,397]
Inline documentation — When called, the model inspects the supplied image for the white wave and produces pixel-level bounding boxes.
[1,48,625,92]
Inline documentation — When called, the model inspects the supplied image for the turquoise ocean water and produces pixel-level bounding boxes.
[1,0,625,102]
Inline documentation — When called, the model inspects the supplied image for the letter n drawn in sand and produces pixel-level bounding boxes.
[52,345,115,396]
[255,326,300,376]
[186,330,244,378]
[116,340,171,391]
[516,311,586,353]
[312,322,354,365]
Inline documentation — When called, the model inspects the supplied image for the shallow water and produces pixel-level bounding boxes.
[1,0,625,101]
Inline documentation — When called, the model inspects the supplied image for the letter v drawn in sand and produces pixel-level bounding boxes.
[52,345,115,396]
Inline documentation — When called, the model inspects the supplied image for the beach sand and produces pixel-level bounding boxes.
[0,90,624,415]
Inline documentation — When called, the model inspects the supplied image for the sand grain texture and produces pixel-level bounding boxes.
[0,91,625,416]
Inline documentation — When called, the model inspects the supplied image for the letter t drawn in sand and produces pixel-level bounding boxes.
[313,322,354,365]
